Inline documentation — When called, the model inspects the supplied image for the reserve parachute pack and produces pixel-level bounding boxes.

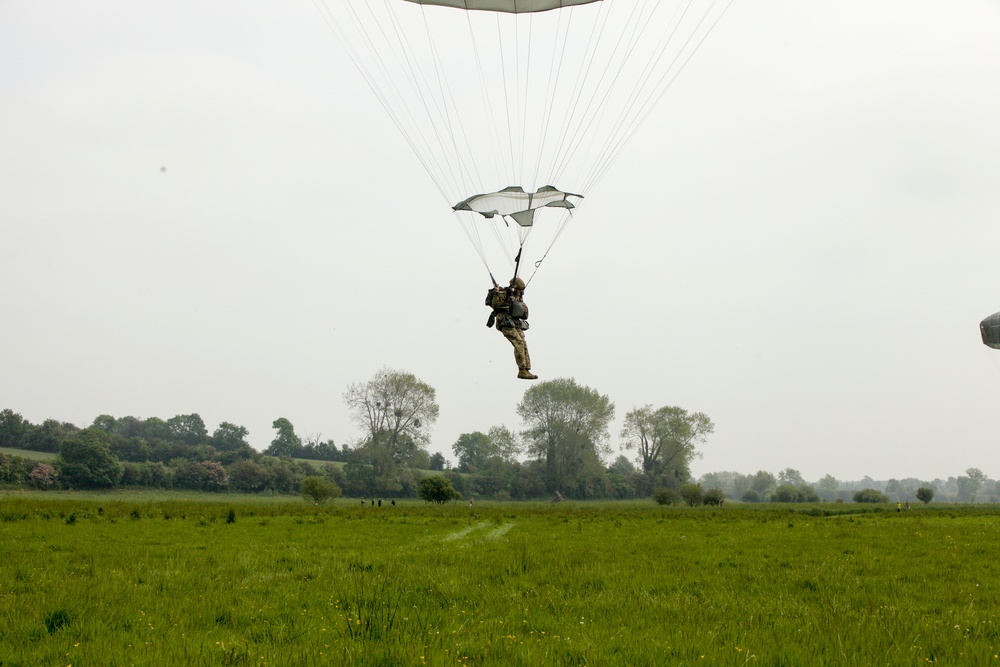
[486,286,511,312]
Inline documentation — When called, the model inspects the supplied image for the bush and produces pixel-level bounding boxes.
[418,475,461,504]
[652,487,679,506]
[703,487,725,507]
[228,460,270,493]
[853,488,889,504]
[60,428,123,489]
[301,476,342,504]
[741,489,762,503]
[679,483,703,507]
[916,486,934,504]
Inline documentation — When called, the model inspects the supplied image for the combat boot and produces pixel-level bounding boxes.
[517,370,538,380]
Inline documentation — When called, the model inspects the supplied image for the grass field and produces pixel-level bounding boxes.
[2,492,999,666]
[0,447,56,462]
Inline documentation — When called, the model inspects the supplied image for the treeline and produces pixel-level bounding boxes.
[0,369,716,500]
[0,408,342,495]
[694,468,998,504]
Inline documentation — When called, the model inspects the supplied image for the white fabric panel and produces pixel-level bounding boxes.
[454,186,581,226]
[402,0,600,14]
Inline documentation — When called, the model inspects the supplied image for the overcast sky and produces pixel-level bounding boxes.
[2,0,999,483]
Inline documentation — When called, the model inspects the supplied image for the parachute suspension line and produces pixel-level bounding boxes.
[418,5,488,199]
[518,12,536,188]
[583,0,735,194]
[522,207,575,288]
[496,13,518,188]
[388,2,469,197]
[532,4,573,191]
[466,9,507,196]
[542,0,611,187]
[568,0,686,192]
[315,0,452,207]
[547,0,645,186]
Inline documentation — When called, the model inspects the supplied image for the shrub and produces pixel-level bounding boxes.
[916,486,934,504]
[652,487,679,506]
[28,462,57,489]
[228,460,270,493]
[703,487,725,506]
[771,484,801,503]
[301,476,342,504]
[60,428,123,489]
[418,475,461,504]
[853,488,889,504]
[679,483,703,507]
[741,489,762,503]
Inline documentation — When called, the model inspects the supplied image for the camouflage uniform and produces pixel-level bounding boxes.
[488,277,536,380]
[497,316,532,377]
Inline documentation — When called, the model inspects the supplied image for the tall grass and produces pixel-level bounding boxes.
[1,495,999,665]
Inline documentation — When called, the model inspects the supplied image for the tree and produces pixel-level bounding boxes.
[266,418,302,457]
[452,432,493,472]
[212,422,251,452]
[816,474,839,501]
[517,378,614,495]
[0,409,30,450]
[853,488,888,504]
[487,425,522,463]
[653,487,679,505]
[343,368,439,481]
[750,470,777,495]
[679,482,704,507]
[60,428,123,489]
[608,455,636,477]
[418,475,461,504]
[301,476,342,504]
[957,467,986,503]
[916,486,934,504]
[771,484,799,503]
[428,452,447,471]
[166,414,208,445]
[620,404,713,488]
[229,460,271,493]
[777,468,805,487]
[703,487,725,506]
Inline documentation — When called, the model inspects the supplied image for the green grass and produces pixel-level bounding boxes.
[2,495,999,666]
[0,446,57,462]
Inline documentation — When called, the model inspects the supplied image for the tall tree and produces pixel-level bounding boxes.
[778,468,805,487]
[343,368,439,483]
[60,427,123,489]
[487,425,522,463]
[619,405,713,487]
[452,432,493,472]
[212,422,251,452]
[266,418,302,457]
[816,474,840,500]
[166,414,208,445]
[957,467,986,502]
[0,409,31,450]
[516,378,614,495]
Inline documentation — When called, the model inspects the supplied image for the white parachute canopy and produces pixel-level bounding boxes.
[316,0,731,280]
[454,186,581,227]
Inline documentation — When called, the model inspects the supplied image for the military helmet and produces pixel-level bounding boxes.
[509,277,526,291]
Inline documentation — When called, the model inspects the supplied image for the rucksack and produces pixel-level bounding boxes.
[486,286,511,311]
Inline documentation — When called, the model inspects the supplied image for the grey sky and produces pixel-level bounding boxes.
[2,1,999,482]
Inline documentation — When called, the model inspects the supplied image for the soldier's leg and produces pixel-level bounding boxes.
[502,328,528,370]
